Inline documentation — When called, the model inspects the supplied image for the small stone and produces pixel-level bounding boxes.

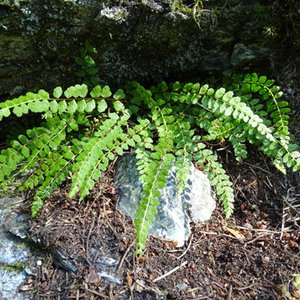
[115,153,216,247]
[97,271,121,285]
[176,283,189,290]
[36,260,42,266]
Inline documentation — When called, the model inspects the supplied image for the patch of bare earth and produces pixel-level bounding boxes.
[25,150,299,300]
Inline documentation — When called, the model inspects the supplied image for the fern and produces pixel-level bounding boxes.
[0,71,299,255]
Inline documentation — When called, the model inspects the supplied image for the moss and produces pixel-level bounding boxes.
[0,261,27,272]
[171,0,204,27]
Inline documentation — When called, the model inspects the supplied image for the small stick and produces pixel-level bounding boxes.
[244,234,266,245]
[242,161,274,176]
[86,217,96,266]
[177,234,193,259]
[116,241,134,274]
[153,261,188,283]
[85,288,110,299]
[233,226,284,234]
[196,230,242,240]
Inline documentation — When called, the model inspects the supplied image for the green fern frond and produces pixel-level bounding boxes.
[173,118,195,194]
[194,143,234,218]
[0,117,67,189]
[0,89,50,121]
[229,131,248,161]
[69,112,125,199]
[232,73,291,144]
[135,149,175,255]
[31,154,72,217]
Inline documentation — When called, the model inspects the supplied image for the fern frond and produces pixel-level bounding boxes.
[0,89,50,120]
[69,112,150,200]
[69,112,124,199]
[260,141,300,174]
[173,118,195,194]
[229,131,248,161]
[194,143,234,218]
[135,149,175,255]
[0,117,67,188]
[233,73,291,144]
[30,153,72,217]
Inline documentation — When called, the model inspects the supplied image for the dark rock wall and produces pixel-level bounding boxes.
[0,0,299,97]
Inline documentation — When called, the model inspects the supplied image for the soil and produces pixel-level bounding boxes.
[22,147,300,300]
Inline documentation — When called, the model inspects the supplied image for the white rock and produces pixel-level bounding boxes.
[115,153,216,247]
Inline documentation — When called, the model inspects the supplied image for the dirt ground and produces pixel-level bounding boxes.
[21,147,300,300]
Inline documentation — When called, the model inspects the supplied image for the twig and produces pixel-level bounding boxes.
[153,261,188,283]
[196,230,242,240]
[233,226,284,234]
[242,161,274,176]
[281,202,286,240]
[109,284,114,300]
[85,288,110,299]
[227,285,232,300]
[86,217,96,266]
[117,241,134,274]
[177,234,193,259]
[244,234,266,245]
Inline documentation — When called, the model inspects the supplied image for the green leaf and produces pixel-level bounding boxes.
[77,100,87,112]
[21,147,30,158]
[222,91,234,102]
[38,89,49,99]
[115,147,123,156]
[258,76,267,84]
[18,134,29,144]
[206,88,215,96]
[53,86,63,98]
[251,83,260,93]
[215,88,226,99]
[58,100,67,113]
[85,100,96,112]
[183,83,193,92]
[90,85,101,98]
[113,101,125,111]
[199,84,208,95]
[13,106,24,117]
[68,100,78,113]
[113,89,126,100]
[97,100,108,113]
[101,85,112,98]
[77,84,88,98]
[1,107,11,117]
[169,81,179,91]
[64,87,72,98]
[49,101,58,113]
[241,83,251,93]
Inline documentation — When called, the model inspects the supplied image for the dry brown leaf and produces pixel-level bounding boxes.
[224,227,245,239]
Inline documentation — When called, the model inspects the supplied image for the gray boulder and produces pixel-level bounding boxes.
[115,153,216,247]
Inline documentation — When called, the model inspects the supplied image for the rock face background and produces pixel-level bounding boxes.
[0,0,299,97]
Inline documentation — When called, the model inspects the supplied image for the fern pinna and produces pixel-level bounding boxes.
[0,73,299,254]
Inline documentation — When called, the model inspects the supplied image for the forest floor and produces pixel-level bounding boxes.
[12,77,300,299]
[23,147,300,300]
